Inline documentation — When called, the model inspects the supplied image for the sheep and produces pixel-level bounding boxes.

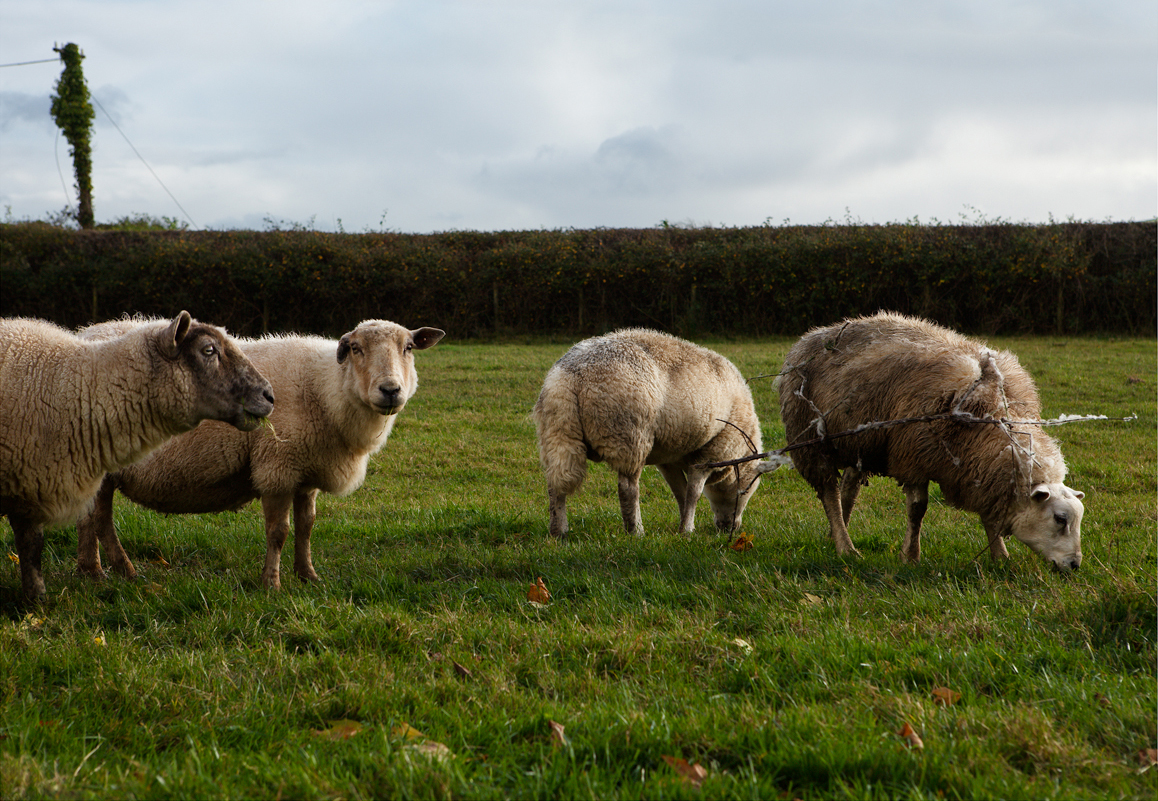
[75,319,445,589]
[777,311,1084,571]
[533,328,763,538]
[1,312,275,602]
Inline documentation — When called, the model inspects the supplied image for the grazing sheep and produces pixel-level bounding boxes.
[777,311,1084,570]
[1,312,275,601]
[533,328,763,538]
[75,319,445,588]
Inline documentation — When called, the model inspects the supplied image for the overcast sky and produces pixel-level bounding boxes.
[1,1,1154,233]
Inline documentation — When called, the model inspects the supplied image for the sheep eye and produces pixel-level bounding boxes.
[350,344,362,355]
[1053,513,1067,528]
[202,344,217,358]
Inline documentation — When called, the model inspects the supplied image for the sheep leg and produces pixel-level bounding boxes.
[260,493,294,589]
[547,488,569,538]
[9,513,47,602]
[77,477,137,581]
[75,480,108,579]
[292,489,320,583]
[900,481,929,563]
[985,521,1010,561]
[818,475,860,556]
[839,467,865,527]
[656,464,702,533]
[617,469,644,534]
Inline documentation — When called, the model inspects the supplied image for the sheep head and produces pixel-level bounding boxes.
[337,320,445,416]
[1008,483,1085,571]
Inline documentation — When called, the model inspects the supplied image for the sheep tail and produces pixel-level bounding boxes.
[533,386,589,497]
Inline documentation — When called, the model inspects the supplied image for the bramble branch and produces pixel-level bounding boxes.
[697,411,1137,471]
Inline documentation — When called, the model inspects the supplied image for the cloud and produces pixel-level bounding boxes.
[0,0,1153,231]
[0,92,53,131]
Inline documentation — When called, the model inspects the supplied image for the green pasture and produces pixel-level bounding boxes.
[2,335,1155,800]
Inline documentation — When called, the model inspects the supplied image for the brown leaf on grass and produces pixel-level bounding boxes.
[931,687,962,706]
[313,719,364,740]
[662,755,708,787]
[898,722,924,750]
[729,532,754,551]
[1138,748,1158,769]
[801,592,823,606]
[548,720,570,749]
[527,576,551,604]
[452,660,473,680]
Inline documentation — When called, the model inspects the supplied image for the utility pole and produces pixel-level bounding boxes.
[50,43,94,228]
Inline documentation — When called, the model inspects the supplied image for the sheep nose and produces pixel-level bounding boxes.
[263,388,275,406]
[378,384,402,405]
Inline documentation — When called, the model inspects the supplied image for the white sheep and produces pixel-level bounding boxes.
[777,311,1085,570]
[1,312,275,601]
[75,319,445,588]
[533,328,763,538]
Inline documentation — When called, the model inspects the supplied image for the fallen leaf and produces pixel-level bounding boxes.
[898,722,924,750]
[931,687,962,706]
[801,592,823,606]
[548,720,570,749]
[1139,748,1158,768]
[452,660,473,680]
[22,613,45,630]
[392,722,426,741]
[731,637,753,654]
[7,552,18,564]
[527,576,551,604]
[313,719,364,740]
[92,634,106,647]
[662,755,708,787]
[729,532,754,551]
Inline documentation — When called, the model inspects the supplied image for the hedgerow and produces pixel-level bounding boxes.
[1,221,1153,337]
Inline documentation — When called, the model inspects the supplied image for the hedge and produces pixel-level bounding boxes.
[1,221,1153,338]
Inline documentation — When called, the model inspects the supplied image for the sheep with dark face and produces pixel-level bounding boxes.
[533,328,763,538]
[777,311,1084,570]
[0,312,274,601]
[75,319,444,588]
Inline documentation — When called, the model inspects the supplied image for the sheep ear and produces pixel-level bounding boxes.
[410,327,446,350]
[336,333,352,363]
[1030,485,1051,503]
[161,311,193,358]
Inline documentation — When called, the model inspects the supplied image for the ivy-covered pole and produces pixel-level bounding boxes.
[50,43,95,228]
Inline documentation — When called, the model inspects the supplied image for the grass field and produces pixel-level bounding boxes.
[2,333,1155,800]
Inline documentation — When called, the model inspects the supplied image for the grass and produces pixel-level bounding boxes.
[1,334,1155,800]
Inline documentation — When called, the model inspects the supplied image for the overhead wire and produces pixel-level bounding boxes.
[90,94,199,229]
[0,58,60,67]
[4,52,199,229]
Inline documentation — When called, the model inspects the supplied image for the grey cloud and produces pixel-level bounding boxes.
[0,92,53,131]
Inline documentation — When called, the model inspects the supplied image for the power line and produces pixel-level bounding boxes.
[0,58,59,67]
[90,94,199,229]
